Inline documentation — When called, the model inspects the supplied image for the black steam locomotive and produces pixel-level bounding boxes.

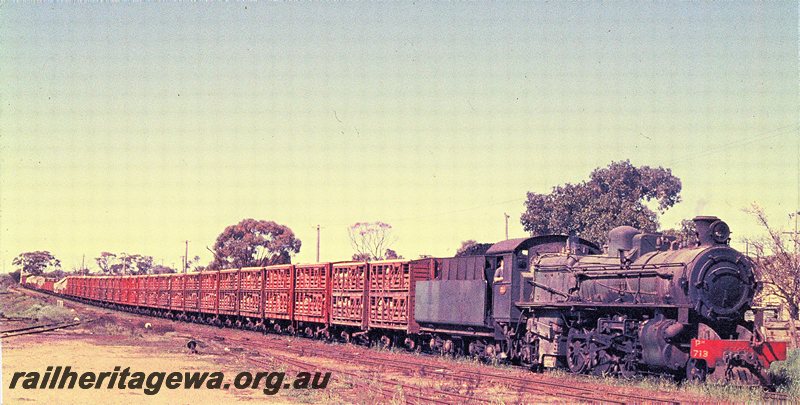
[415,216,786,383]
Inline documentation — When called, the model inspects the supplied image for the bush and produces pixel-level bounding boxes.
[770,349,800,398]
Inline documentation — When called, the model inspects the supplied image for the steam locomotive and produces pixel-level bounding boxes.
[39,216,787,385]
[416,215,786,384]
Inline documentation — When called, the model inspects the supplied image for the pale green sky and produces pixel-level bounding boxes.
[1,2,798,272]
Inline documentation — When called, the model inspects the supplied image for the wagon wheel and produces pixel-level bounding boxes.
[380,335,392,349]
[441,339,455,356]
[340,331,351,344]
[566,332,590,374]
[685,358,708,383]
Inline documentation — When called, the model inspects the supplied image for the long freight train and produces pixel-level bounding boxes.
[26,216,788,385]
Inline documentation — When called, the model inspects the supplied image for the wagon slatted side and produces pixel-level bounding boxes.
[368,259,434,332]
[135,276,147,306]
[199,272,218,315]
[184,273,200,313]
[239,267,264,317]
[146,275,159,308]
[264,265,293,320]
[169,274,185,311]
[156,274,171,309]
[90,277,100,301]
[331,262,368,328]
[293,263,331,324]
[125,276,138,305]
[218,269,239,315]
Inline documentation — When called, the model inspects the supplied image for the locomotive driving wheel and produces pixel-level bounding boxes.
[619,353,638,378]
[591,346,615,376]
[567,329,590,374]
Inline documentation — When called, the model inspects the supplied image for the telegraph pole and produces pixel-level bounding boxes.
[504,213,510,240]
[184,240,189,273]
[316,225,321,262]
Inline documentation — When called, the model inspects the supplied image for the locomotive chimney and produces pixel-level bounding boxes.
[693,216,731,246]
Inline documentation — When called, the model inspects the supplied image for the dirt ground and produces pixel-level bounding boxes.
[0,288,728,404]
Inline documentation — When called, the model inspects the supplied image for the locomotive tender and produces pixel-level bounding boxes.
[42,216,786,385]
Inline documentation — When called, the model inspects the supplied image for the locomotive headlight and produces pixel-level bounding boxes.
[710,220,731,244]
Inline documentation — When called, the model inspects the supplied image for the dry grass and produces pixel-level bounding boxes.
[0,291,76,323]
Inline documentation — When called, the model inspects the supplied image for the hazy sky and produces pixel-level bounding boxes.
[1,2,798,272]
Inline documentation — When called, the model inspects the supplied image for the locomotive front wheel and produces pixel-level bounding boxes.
[686,359,708,383]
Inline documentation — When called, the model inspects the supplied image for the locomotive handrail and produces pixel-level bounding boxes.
[536,262,686,271]
[527,279,569,298]
[575,269,675,279]
[535,262,686,279]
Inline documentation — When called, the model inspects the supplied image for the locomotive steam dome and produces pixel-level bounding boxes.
[687,217,756,321]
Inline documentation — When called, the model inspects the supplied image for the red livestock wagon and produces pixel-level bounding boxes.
[368,259,434,333]
[218,269,239,316]
[156,274,171,309]
[136,275,148,306]
[169,273,185,311]
[264,265,293,321]
[124,275,133,305]
[331,262,368,329]
[293,263,331,325]
[239,267,264,318]
[110,276,120,303]
[184,273,200,313]
[78,277,87,299]
[199,272,218,315]
[145,275,158,308]
[89,277,100,301]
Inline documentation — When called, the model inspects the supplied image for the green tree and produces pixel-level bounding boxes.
[348,221,396,261]
[97,252,153,275]
[12,251,61,276]
[95,252,117,274]
[455,240,493,257]
[521,160,682,245]
[744,205,800,321]
[384,249,403,260]
[210,219,301,269]
[150,264,177,274]
[661,219,698,248]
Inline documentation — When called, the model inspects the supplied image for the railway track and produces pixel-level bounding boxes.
[0,320,85,339]
[210,332,683,404]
